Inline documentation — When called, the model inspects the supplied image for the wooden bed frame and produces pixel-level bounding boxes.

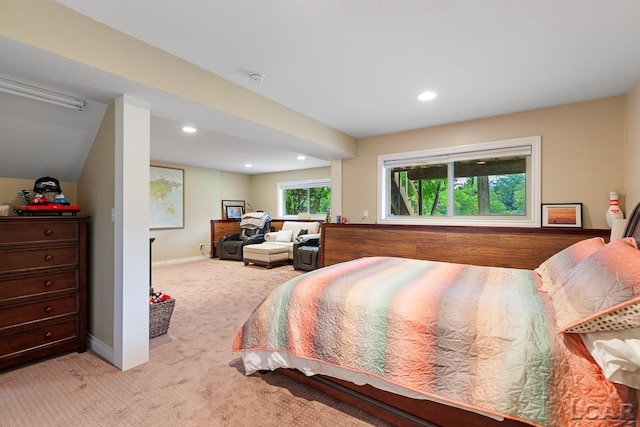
[272,204,640,427]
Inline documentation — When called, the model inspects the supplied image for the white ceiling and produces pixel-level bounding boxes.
[2,1,640,181]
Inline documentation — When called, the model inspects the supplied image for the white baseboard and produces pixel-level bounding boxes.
[87,333,114,365]
[152,256,208,267]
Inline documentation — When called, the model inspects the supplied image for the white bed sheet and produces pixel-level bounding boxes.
[241,350,503,421]
[581,327,640,389]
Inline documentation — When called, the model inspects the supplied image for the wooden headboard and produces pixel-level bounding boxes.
[320,223,611,270]
[623,201,640,245]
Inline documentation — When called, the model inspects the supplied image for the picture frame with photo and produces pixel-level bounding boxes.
[541,203,583,228]
[225,205,244,220]
[221,200,245,220]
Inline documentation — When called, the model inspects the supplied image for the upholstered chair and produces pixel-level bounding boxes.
[217,213,271,260]
[293,237,320,271]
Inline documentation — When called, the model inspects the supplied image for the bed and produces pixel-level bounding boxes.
[232,204,640,427]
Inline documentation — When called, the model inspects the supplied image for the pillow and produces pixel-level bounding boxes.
[550,238,640,333]
[580,327,640,389]
[295,229,308,242]
[534,237,606,293]
[565,303,640,333]
[274,229,293,243]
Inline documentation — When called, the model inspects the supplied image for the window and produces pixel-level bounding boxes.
[378,136,541,227]
[278,179,331,218]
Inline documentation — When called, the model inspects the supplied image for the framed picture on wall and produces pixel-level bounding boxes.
[222,200,245,220]
[150,165,184,229]
[541,203,583,228]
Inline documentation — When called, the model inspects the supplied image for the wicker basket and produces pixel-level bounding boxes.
[149,298,176,338]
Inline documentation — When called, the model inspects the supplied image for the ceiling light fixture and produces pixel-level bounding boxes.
[297,155,306,160]
[245,163,252,168]
[182,126,197,133]
[0,75,85,111]
[418,91,438,101]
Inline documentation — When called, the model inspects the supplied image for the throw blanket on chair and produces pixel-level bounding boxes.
[240,212,271,230]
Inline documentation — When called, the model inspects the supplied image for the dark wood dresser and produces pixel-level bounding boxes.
[210,219,241,257]
[0,216,88,370]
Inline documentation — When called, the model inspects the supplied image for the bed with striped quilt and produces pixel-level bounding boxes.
[233,256,637,426]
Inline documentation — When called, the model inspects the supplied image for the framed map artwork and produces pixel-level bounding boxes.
[150,165,184,229]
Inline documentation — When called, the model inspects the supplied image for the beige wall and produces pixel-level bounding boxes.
[150,162,250,263]
[625,77,640,207]
[249,167,331,219]
[78,103,116,348]
[345,96,626,229]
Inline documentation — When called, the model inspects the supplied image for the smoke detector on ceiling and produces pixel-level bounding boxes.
[249,73,265,84]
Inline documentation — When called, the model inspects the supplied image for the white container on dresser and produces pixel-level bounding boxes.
[0,216,88,371]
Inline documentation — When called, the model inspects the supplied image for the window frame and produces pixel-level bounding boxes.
[377,136,541,227]
[278,178,331,219]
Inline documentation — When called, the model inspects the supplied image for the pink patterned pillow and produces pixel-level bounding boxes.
[550,238,640,333]
[534,237,606,293]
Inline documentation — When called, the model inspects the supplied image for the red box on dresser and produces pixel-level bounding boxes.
[0,216,87,371]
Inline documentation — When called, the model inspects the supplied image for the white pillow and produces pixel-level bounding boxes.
[274,230,293,243]
[581,328,640,389]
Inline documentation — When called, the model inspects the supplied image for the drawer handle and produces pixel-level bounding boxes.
[44,331,53,339]
[44,229,53,236]
[44,306,53,313]
[44,254,54,261]
[44,280,53,288]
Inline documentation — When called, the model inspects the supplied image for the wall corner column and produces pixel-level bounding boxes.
[114,95,150,370]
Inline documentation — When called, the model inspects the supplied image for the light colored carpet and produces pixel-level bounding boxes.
[0,259,390,427]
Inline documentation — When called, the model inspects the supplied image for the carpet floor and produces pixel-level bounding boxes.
[0,259,390,427]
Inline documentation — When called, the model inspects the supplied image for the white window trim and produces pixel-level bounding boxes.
[278,178,331,219]
[377,136,541,227]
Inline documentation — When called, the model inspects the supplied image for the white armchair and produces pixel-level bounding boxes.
[264,221,321,260]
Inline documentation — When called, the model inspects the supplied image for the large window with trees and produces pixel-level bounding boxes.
[278,179,331,218]
[378,136,541,227]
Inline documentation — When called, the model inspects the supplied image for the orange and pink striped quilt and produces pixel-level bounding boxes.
[233,257,637,426]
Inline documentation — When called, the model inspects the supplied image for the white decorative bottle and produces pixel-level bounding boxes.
[605,191,624,228]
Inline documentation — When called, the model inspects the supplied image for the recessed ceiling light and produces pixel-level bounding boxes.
[182,126,197,133]
[297,155,306,160]
[245,163,252,168]
[418,91,438,101]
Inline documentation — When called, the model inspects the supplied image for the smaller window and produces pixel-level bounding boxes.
[278,179,331,218]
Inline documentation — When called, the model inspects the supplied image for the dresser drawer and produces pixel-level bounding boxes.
[0,220,79,245]
[0,271,78,302]
[0,319,78,358]
[0,246,79,274]
[0,295,78,329]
